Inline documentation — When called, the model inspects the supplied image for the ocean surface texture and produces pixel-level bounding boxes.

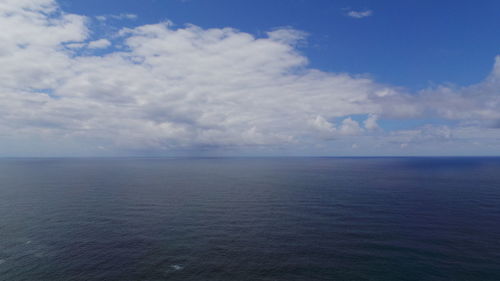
[0,157,499,281]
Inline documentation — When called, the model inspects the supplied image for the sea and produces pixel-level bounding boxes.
[0,157,499,281]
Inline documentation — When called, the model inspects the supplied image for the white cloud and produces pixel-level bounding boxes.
[114,13,138,20]
[87,39,111,49]
[65,42,86,49]
[339,118,362,135]
[96,13,137,21]
[346,10,373,19]
[0,0,87,91]
[0,0,499,156]
[418,56,500,122]
[95,15,107,22]
[364,114,379,130]
[266,28,307,45]
[311,115,336,136]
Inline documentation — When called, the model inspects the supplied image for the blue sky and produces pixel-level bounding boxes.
[1,0,500,156]
[60,0,500,90]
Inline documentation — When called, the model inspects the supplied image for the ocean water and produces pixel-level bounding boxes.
[0,157,499,281]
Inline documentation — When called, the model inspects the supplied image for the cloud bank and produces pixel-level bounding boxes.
[1,0,499,156]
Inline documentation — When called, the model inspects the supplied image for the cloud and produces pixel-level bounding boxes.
[65,42,86,49]
[87,39,111,49]
[418,56,500,122]
[0,0,87,91]
[0,0,499,156]
[96,13,137,21]
[363,114,379,130]
[346,10,373,19]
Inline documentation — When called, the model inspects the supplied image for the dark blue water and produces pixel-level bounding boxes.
[1,157,500,281]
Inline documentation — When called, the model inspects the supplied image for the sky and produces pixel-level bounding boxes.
[1,0,500,156]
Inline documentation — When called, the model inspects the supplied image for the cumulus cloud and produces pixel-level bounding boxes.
[419,56,500,122]
[364,114,379,130]
[340,118,362,136]
[0,0,87,90]
[0,0,499,156]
